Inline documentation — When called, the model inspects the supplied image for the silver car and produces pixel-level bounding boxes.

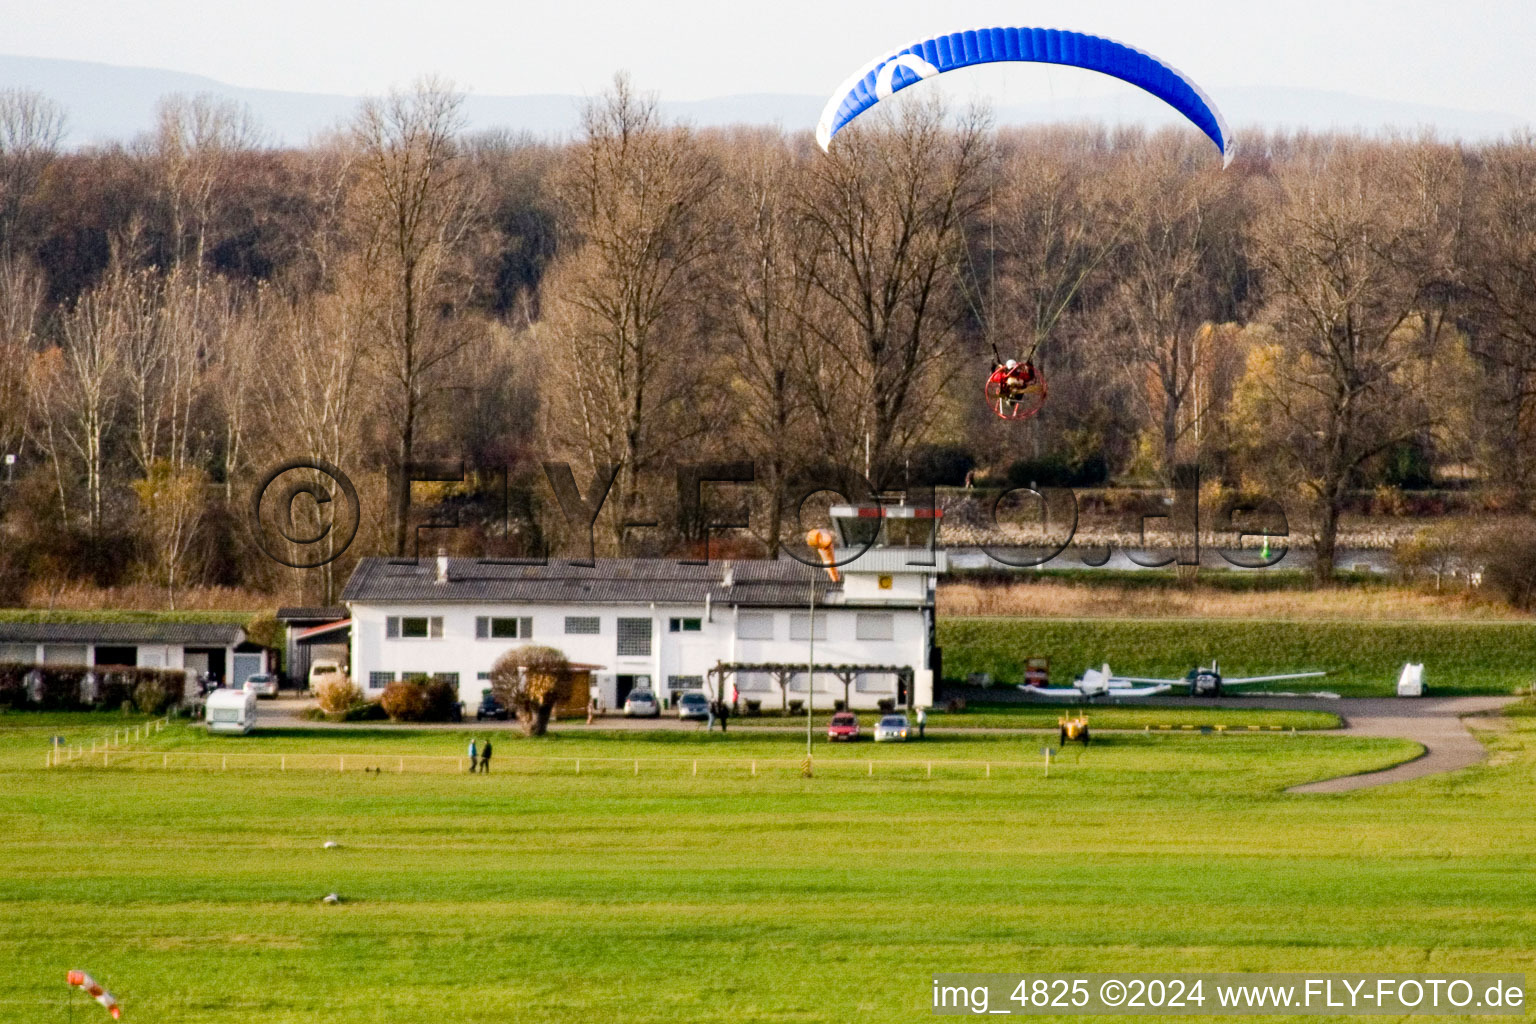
[873,714,910,742]
[243,673,278,698]
[676,692,710,720]
[623,690,661,718]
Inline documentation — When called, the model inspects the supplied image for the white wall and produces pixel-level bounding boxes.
[349,600,933,709]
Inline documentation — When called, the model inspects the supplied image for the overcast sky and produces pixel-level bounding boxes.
[1,0,1532,117]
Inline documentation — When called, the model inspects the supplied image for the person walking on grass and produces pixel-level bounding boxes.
[467,738,478,773]
[916,705,927,740]
[717,698,729,733]
[479,739,493,774]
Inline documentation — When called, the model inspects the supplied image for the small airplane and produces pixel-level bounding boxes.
[1108,660,1328,698]
[1020,664,1173,702]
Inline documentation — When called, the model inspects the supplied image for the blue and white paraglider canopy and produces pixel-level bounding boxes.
[815,26,1234,167]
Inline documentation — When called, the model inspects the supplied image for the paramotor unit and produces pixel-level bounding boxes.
[985,359,1047,420]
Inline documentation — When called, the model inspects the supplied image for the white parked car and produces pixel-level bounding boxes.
[308,659,344,691]
[623,690,660,718]
[873,714,910,743]
[243,673,278,697]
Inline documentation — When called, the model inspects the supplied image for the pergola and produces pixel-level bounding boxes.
[706,662,914,712]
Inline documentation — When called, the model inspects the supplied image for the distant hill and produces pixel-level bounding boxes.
[0,54,1526,148]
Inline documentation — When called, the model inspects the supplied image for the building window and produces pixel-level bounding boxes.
[789,613,827,641]
[668,617,702,633]
[368,671,395,689]
[789,672,830,693]
[387,616,442,639]
[616,617,652,656]
[477,671,491,681]
[856,671,895,693]
[736,612,774,640]
[434,672,460,686]
[668,674,704,690]
[564,616,600,635]
[855,613,894,641]
[736,671,773,693]
[476,616,532,639]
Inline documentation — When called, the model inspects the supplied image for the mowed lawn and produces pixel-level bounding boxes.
[3,714,1535,1023]
[940,617,1536,695]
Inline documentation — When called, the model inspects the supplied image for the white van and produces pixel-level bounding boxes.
[206,687,258,735]
[309,659,344,691]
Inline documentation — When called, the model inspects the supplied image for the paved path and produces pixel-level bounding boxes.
[255,695,1516,791]
[1278,696,1514,793]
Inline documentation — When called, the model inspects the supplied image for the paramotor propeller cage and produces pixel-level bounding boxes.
[985,364,1047,421]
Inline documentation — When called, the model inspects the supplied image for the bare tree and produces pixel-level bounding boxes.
[718,132,817,555]
[795,101,992,485]
[0,89,66,256]
[1237,139,1464,581]
[1102,137,1246,475]
[44,271,132,533]
[149,93,265,280]
[132,458,208,608]
[347,77,478,556]
[539,74,723,550]
[0,257,44,465]
[252,289,369,603]
[1461,133,1536,493]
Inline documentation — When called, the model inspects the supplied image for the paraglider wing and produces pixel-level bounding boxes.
[815,27,1233,166]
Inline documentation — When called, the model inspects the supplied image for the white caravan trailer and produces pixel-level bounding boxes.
[206,687,258,734]
[1396,663,1425,697]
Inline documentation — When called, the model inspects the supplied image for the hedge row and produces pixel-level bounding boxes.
[938,618,1536,696]
[0,662,188,712]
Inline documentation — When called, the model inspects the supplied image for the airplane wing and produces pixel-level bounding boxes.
[1105,684,1173,698]
[1220,671,1328,687]
[1108,675,1184,686]
[1021,683,1172,700]
[1020,685,1089,701]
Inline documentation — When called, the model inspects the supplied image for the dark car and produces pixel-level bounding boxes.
[476,692,509,721]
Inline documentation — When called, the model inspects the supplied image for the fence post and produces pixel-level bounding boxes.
[985,763,991,779]
[281,755,286,771]
[162,754,167,768]
[339,756,344,773]
[751,761,756,777]
[868,760,873,776]
[223,755,227,771]
[575,759,580,775]
[634,759,639,776]
[692,760,697,776]
[399,757,404,774]
[927,762,932,778]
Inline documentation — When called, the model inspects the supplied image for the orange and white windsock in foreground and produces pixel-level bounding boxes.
[67,970,121,1019]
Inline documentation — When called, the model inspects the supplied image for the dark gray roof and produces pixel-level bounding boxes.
[0,621,246,646]
[341,557,836,608]
[276,606,348,622]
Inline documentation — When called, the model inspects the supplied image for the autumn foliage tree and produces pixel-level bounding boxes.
[488,644,573,737]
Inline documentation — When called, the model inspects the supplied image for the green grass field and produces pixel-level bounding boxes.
[647,707,1340,731]
[4,710,1535,1023]
[940,617,1536,695]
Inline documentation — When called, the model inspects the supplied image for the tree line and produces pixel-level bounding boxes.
[0,75,1531,604]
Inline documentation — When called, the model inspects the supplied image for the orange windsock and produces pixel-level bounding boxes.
[68,971,121,1019]
[804,529,840,583]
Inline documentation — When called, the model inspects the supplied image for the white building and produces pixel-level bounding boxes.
[0,621,270,685]
[341,538,945,711]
